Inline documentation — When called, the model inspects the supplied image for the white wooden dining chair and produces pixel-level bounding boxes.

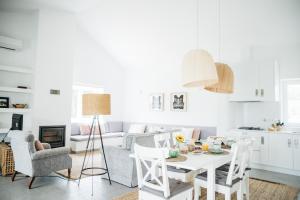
[134,143,193,200]
[194,141,250,200]
[154,133,195,182]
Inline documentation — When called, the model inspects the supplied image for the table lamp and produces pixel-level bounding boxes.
[78,94,112,186]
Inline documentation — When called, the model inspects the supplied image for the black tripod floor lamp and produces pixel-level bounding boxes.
[78,94,112,189]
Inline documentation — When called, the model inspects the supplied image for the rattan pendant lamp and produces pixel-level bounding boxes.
[204,0,234,93]
[182,0,218,87]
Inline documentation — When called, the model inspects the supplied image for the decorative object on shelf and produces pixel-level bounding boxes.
[12,104,28,109]
[204,0,234,93]
[149,93,164,111]
[17,86,28,89]
[204,63,234,93]
[0,97,9,108]
[50,89,60,95]
[268,120,284,132]
[170,92,187,111]
[181,0,218,87]
[78,94,112,193]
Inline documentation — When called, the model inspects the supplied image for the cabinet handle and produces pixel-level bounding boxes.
[255,89,259,96]
[288,139,292,148]
[261,136,264,145]
[261,89,264,97]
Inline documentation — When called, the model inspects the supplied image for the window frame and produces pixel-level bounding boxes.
[281,79,300,127]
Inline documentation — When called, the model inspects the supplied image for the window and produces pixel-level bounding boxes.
[72,84,104,122]
[282,79,300,126]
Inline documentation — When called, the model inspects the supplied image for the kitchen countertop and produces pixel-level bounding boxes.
[230,129,300,135]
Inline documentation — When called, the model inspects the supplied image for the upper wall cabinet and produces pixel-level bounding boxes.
[229,60,279,102]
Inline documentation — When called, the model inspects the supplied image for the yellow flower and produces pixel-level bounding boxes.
[176,134,185,143]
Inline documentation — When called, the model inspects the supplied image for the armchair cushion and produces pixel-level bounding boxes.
[42,143,51,149]
[31,147,70,160]
[35,140,44,151]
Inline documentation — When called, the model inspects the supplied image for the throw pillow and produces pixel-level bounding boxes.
[181,127,194,140]
[192,128,201,140]
[80,124,91,135]
[128,124,146,134]
[35,140,44,151]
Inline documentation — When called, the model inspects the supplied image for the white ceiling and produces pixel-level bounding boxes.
[1,0,300,70]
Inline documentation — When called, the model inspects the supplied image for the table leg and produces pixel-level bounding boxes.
[207,167,215,200]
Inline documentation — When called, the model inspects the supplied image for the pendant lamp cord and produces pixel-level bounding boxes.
[196,0,199,49]
[218,0,221,61]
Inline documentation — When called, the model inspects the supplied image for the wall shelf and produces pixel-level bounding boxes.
[0,86,32,94]
[0,64,33,74]
[0,108,31,113]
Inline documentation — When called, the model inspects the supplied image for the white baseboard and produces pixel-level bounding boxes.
[250,163,300,176]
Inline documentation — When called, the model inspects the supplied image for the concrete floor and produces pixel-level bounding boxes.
[0,175,134,200]
[0,169,299,200]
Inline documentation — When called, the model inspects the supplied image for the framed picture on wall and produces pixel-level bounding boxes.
[0,97,9,108]
[170,92,187,112]
[149,93,164,111]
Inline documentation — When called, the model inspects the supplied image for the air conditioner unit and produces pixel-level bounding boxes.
[0,35,23,50]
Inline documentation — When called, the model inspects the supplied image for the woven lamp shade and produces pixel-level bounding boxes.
[182,49,218,87]
[204,63,234,93]
[82,94,111,116]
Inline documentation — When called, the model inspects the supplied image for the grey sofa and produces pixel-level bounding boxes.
[104,133,156,187]
[70,121,125,152]
[103,122,216,187]
[10,132,72,189]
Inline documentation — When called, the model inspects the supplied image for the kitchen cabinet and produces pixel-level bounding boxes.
[293,135,300,170]
[226,130,300,175]
[249,133,269,165]
[269,134,293,169]
[229,60,279,102]
[226,130,269,165]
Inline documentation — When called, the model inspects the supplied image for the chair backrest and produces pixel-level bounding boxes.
[134,143,170,198]
[226,140,251,185]
[154,133,171,148]
[10,131,35,176]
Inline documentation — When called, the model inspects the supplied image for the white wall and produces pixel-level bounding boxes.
[73,27,124,121]
[119,0,300,133]
[124,68,243,134]
[0,10,38,131]
[32,9,76,146]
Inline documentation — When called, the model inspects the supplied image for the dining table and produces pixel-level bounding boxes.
[130,149,233,200]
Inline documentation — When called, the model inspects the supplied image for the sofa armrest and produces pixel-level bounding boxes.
[31,147,70,160]
[42,143,51,149]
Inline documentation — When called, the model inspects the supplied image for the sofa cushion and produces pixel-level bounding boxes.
[80,124,91,135]
[71,123,81,136]
[128,124,146,134]
[192,128,201,140]
[181,127,194,140]
[107,121,123,133]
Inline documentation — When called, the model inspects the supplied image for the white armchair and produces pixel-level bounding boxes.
[10,132,72,189]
